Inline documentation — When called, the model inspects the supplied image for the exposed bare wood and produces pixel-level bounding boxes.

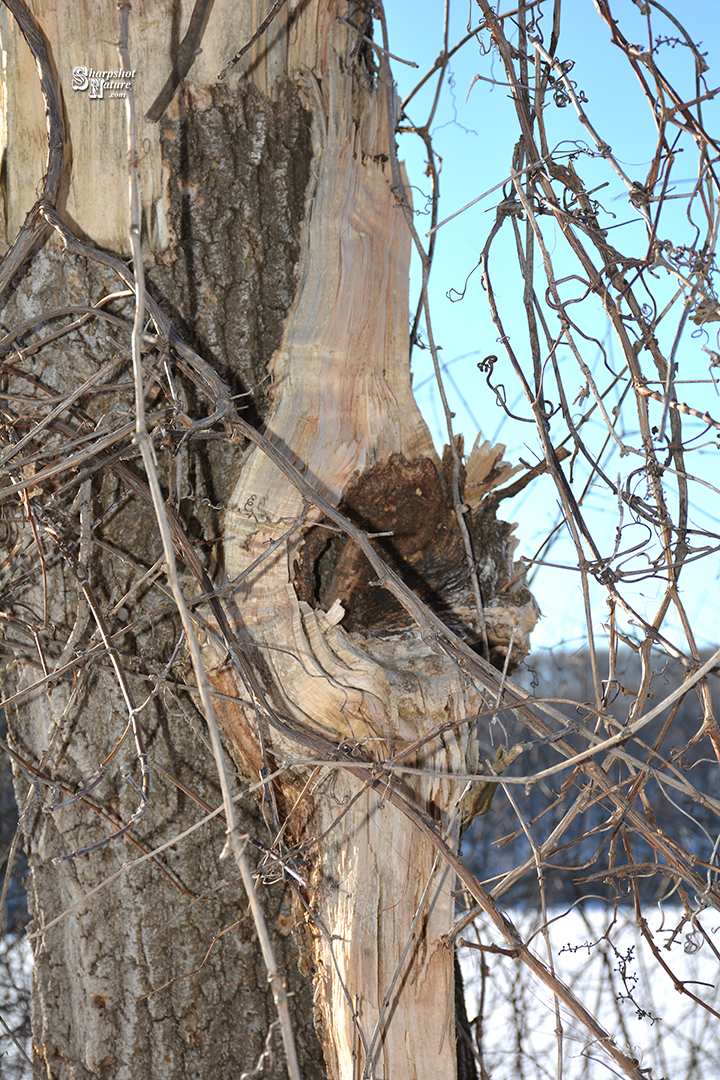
[212,13,535,1078]
[0,0,324,251]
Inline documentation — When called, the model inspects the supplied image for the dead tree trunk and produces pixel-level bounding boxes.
[203,15,536,1079]
[0,3,536,1078]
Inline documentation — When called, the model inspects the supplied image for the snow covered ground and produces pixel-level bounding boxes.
[459,903,720,1080]
[0,932,32,1080]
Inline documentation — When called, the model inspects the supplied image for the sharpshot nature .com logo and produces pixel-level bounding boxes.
[72,66,136,100]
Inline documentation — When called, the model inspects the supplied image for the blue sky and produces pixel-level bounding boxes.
[385,1,720,653]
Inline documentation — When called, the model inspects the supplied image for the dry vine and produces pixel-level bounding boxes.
[0,1,719,1079]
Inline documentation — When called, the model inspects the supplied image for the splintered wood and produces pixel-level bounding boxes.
[214,19,536,1079]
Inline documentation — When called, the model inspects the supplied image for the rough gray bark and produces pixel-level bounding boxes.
[1,73,325,1080]
[150,77,313,427]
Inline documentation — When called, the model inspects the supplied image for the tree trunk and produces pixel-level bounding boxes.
[0,3,536,1079]
[1,4,325,1078]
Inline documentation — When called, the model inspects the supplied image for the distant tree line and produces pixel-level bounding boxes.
[464,649,719,908]
[1,710,26,936]
[5,648,716,931]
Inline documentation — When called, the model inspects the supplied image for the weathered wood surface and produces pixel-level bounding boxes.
[215,16,535,1079]
[0,0,326,251]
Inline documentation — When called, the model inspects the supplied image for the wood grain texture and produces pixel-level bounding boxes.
[215,13,535,1079]
[0,0,323,252]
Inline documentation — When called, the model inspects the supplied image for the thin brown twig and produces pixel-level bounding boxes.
[145,0,216,120]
